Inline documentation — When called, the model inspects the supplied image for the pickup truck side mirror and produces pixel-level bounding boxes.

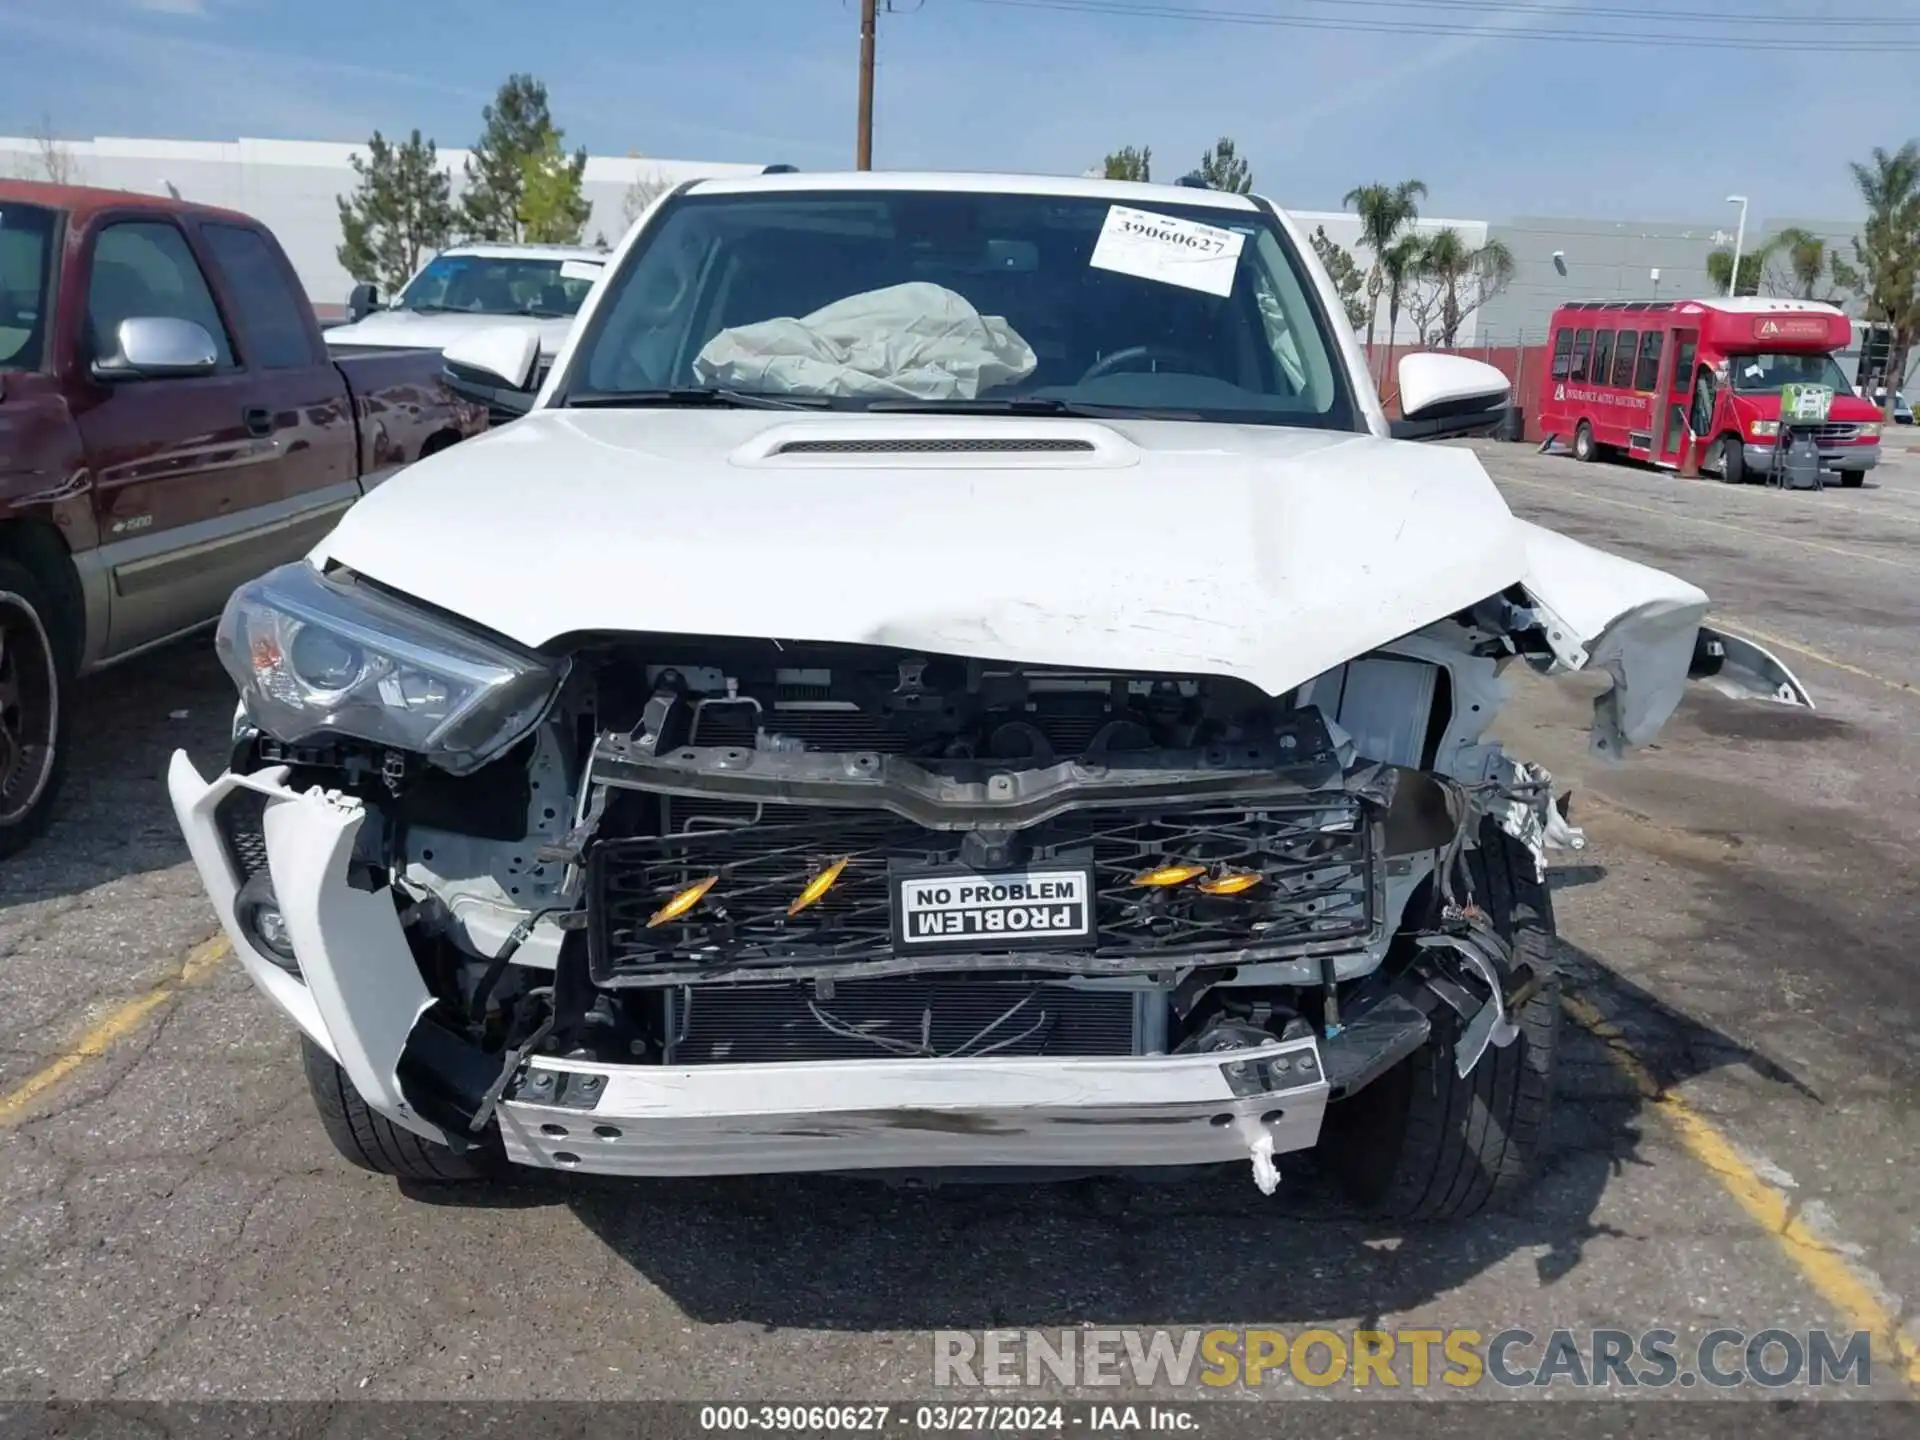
[90,317,220,382]
[441,326,543,421]
[347,283,380,323]
[1389,353,1512,441]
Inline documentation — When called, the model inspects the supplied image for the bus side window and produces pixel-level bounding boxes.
[1590,330,1615,390]
[1673,333,1696,382]
[1635,331,1662,391]
[1550,328,1573,380]
[1570,327,1592,382]
[1690,366,1717,435]
[1611,328,1638,388]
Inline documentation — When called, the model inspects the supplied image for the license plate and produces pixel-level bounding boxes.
[892,866,1094,951]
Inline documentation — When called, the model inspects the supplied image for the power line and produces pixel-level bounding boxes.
[963,0,1920,52]
[993,0,1920,27]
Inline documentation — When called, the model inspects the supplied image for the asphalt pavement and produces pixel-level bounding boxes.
[1,436,1917,1412]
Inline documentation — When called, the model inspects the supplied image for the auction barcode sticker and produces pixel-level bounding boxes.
[1089,204,1247,297]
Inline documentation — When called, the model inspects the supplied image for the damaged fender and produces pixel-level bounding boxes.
[1517,523,1810,758]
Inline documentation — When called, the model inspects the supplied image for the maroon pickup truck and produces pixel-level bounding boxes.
[0,180,486,856]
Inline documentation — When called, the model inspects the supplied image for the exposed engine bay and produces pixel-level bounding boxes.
[214,610,1582,1145]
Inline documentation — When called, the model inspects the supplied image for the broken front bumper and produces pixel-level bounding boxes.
[167,752,1331,1179]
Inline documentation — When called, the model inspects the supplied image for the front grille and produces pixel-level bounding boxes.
[663,977,1140,1063]
[588,799,1372,982]
[214,789,269,882]
[1814,423,1861,443]
[771,437,1095,456]
[689,703,1118,761]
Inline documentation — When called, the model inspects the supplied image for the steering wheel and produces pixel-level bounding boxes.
[1078,344,1216,384]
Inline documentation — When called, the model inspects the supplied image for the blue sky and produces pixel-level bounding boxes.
[3,0,1912,223]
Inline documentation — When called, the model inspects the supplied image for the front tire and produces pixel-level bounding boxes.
[301,1037,495,1182]
[1327,824,1560,1221]
[1572,421,1597,463]
[1717,437,1747,484]
[0,556,72,861]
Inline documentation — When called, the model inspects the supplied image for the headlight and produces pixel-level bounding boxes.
[1860,422,1881,439]
[216,563,566,774]
[1748,419,1779,437]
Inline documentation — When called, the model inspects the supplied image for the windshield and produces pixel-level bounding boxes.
[561,188,1356,428]
[396,254,600,318]
[0,203,56,372]
[1728,351,1852,395]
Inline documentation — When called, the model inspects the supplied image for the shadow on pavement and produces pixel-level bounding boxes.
[394,932,1812,1334]
[1,638,233,912]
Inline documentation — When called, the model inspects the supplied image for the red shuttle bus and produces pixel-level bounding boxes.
[1540,297,1883,487]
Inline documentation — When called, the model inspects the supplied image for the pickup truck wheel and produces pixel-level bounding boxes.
[301,1037,496,1182]
[1837,470,1865,489]
[1325,823,1560,1221]
[0,558,71,860]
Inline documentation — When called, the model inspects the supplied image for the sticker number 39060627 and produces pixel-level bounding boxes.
[1088,204,1247,298]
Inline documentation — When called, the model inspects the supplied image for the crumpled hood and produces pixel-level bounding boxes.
[323,309,576,356]
[312,409,1723,742]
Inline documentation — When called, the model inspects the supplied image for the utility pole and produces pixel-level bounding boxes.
[857,0,878,170]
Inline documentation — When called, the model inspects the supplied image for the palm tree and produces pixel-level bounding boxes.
[1342,179,1427,354]
[1772,227,1831,301]
[1381,233,1427,351]
[1415,229,1517,347]
[1831,142,1920,423]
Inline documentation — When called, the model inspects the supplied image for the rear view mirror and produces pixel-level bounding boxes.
[91,317,219,381]
[441,325,543,421]
[1390,353,1512,441]
[347,282,380,323]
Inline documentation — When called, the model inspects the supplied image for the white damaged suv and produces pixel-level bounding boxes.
[169,173,1809,1215]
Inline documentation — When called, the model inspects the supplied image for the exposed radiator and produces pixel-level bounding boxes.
[663,978,1144,1063]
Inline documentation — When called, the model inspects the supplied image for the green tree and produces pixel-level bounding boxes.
[1309,226,1367,330]
[335,129,455,296]
[1417,228,1517,347]
[1381,233,1426,353]
[1102,145,1152,182]
[1342,179,1427,354]
[1830,142,1920,420]
[518,131,593,244]
[1197,137,1251,194]
[1706,244,1770,297]
[461,74,587,242]
[1767,226,1835,301]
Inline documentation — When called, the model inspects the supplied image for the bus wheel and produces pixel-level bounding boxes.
[1572,421,1597,462]
[1717,438,1746,485]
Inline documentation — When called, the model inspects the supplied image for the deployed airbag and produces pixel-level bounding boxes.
[692,282,1037,400]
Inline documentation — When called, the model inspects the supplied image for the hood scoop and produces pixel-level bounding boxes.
[733,418,1139,469]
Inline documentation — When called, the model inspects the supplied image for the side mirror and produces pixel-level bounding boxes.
[91,317,219,382]
[347,283,380,322]
[1390,353,1512,441]
[441,325,543,421]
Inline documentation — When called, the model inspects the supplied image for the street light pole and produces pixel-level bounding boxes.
[857,0,878,171]
[1725,194,1749,296]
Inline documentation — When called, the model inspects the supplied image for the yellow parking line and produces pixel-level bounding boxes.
[1713,618,1916,696]
[1562,994,1920,1389]
[0,934,229,1127]
[1500,475,1915,570]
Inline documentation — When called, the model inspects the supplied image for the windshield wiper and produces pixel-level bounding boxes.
[565,387,833,412]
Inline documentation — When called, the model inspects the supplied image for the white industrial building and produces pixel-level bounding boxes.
[0,134,768,317]
[3,132,1493,338]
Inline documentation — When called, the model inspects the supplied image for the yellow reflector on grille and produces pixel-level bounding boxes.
[1198,871,1263,896]
[1131,863,1206,888]
[788,857,851,916]
[647,875,718,928]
